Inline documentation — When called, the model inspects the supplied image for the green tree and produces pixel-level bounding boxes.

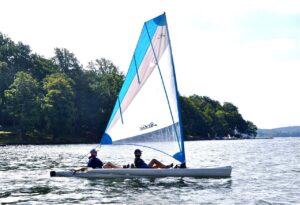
[222,102,238,113]
[0,33,33,77]
[52,48,81,74]
[221,102,248,137]
[0,62,9,125]
[180,95,256,139]
[245,121,257,136]
[86,58,124,138]
[31,54,58,81]
[215,110,231,136]
[180,96,209,140]
[87,58,124,99]
[4,72,41,138]
[52,48,91,138]
[42,73,76,139]
[188,95,222,138]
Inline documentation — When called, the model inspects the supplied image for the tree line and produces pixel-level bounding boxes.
[0,32,257,143]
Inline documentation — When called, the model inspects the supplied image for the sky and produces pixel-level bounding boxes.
[0,0,299,129]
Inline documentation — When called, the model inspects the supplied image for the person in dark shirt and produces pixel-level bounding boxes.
[88,149,120,169]
[88,149,103,168]
[134,149,173,169]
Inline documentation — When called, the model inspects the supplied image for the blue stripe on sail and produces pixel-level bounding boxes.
[103,14,166,133]
[173,152,185,163]
[100,133,112,144]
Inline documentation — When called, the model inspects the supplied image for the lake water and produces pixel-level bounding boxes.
[0,138,299,204]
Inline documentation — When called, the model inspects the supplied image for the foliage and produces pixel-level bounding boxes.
[0,32,257,143]
[4,72,41,138]
[42,73,76,139]
[86,58,124,136]
[180,95,257,139]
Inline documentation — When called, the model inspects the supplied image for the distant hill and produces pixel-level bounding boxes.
[258,126,300,137]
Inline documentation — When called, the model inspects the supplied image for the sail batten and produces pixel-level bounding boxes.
[101,13,186,163]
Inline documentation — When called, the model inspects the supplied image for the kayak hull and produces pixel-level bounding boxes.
[50,166,232,178]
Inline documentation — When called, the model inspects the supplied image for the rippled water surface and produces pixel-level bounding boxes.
[0,138,299,204]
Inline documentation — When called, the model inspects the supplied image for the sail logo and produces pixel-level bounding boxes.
[140,122,157,131]
[158,33,166,39]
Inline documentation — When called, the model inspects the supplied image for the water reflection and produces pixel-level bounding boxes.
[84,177,233,198]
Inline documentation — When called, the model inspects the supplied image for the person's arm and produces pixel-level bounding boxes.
[97,158,103,168]
[88,158,96,168]
[135,158,147,168]
[134,158,140,168]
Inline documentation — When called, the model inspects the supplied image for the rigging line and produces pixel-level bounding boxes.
[76,144,102,165]
[113,143,179,162]
[144,22,182,151]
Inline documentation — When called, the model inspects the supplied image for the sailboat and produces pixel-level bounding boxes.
[50,13,232,178]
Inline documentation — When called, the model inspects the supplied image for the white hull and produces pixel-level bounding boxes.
[50,166,232,178]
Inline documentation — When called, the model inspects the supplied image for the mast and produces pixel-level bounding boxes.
[165,13,186,165]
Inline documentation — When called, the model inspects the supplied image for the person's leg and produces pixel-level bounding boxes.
[148,159,173,168]
[103,162,120,168]
[148,159,162,168]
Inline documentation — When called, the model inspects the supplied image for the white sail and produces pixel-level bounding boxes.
[101,13,185,163]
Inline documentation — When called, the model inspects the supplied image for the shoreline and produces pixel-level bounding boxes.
[0,137,281,146]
